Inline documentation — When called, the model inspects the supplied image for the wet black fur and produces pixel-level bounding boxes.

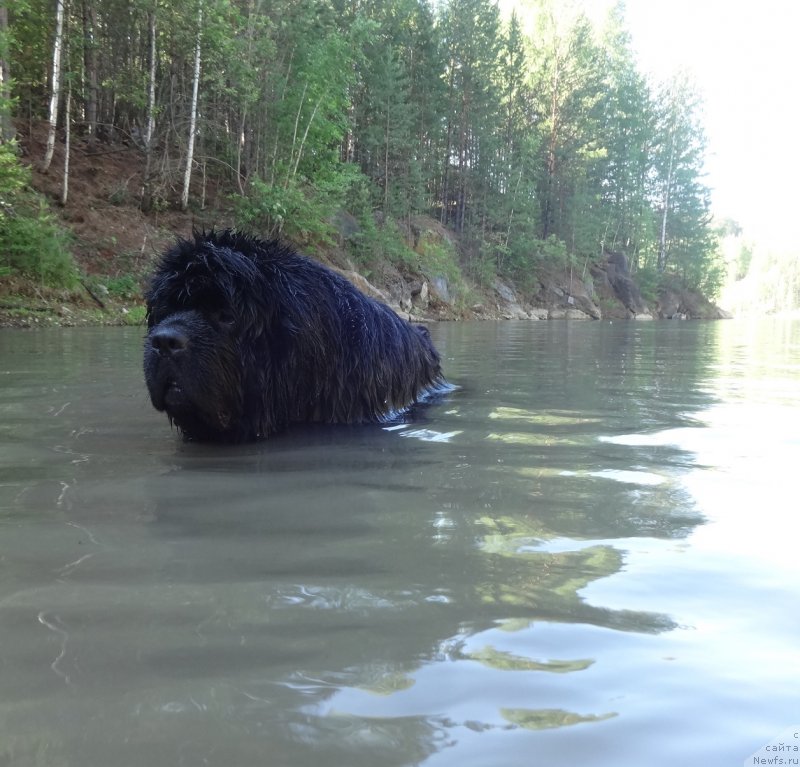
[143,229,447,442]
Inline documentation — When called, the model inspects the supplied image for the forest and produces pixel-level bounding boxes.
[0,0,724,314]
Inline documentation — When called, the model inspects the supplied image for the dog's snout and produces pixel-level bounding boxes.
[150,326,189,356]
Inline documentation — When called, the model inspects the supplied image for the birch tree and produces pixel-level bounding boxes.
[42,0,66,172]
[141,7,157,212]
[61,31,71,205]
[81,0,97,148]
[181,2,202,212]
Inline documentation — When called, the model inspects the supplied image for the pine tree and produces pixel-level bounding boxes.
[438,0,501,234]
[651,73,717,291]
[528,2,604,253]
[593,2,655,266]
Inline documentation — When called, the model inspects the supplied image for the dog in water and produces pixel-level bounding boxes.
[143,230,447,442]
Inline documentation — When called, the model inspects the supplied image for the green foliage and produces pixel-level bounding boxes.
[417,237,460,287]
[0,139,25,200]
[0,142,77,286]
[537,236,570,267]
[349,215,418,271]
[414,232,472,307]
[121,305,148,325]
[734,241,754,281]
[103,274,140,300]
[235,175,343,246]
[0,208,77,286]
[4,0,723,302]
[632,263,661,306]
[469,245,498,289]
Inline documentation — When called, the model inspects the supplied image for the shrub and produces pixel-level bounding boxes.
[0,142,78,287]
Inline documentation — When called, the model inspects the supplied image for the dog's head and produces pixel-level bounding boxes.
[143,231,283,441]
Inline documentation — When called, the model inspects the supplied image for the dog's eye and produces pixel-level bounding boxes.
[213,310,236,328]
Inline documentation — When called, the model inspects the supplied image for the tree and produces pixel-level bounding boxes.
[60,21,71,205]
[594,2,654,264]
[180,0,202,212]
[0,0,724,300]
[140,5,157,211]
[495,11,539,271]
[81,0,97,148]
[529,2,604,250]
[0,2,12,142]
[42,0,66,172]
[438,0,501,234]
[650,73,717,290]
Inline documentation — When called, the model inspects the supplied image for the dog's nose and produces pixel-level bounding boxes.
[150,326,189,355]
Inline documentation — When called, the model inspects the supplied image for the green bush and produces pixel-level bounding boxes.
[103,274,140,299]
[0,142,78,287]
[633,264,661,306]
[347,214,418,271]
[537,235,570,267]
[121,305,147,325]
[235,166,361,247]
[416,234,473,308]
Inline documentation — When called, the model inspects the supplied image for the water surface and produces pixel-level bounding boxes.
[1,319,798,766]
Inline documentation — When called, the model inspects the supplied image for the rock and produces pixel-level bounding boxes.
[338,269,394,307]
[565,275,602,319]
[565,308,592,320]
[536,273,602,319]
[549,307,591,320]
[658,289,681,319]
[602,250,649,315]
[493,279,531,320]
[493,279,518,305]
[529,307,548,320]
[656,282,732,319]
[410,280,429,310]
[430,276,451,303]
[501,307,530,320]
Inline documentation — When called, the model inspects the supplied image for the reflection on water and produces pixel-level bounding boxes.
[1,320,799,766]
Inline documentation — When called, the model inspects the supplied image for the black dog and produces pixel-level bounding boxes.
[143,230,447,442]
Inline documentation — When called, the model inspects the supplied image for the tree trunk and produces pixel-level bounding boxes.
[440,62,455,227]
[288,95,321,184]
[82,0,97,149]
[180,3,202,212]
[0,3,12,142]
[144,10,156,148]
[658,135,675,273]
[141,9,157,212]
[61,66,71,205]
[543,49,561,240]
[235,0,257,195]
[384,90,390,212]
[42,0,66,172]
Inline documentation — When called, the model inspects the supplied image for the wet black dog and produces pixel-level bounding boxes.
[143,230,447,442]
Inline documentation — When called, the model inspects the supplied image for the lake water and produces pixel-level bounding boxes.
[1,319,799,767]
